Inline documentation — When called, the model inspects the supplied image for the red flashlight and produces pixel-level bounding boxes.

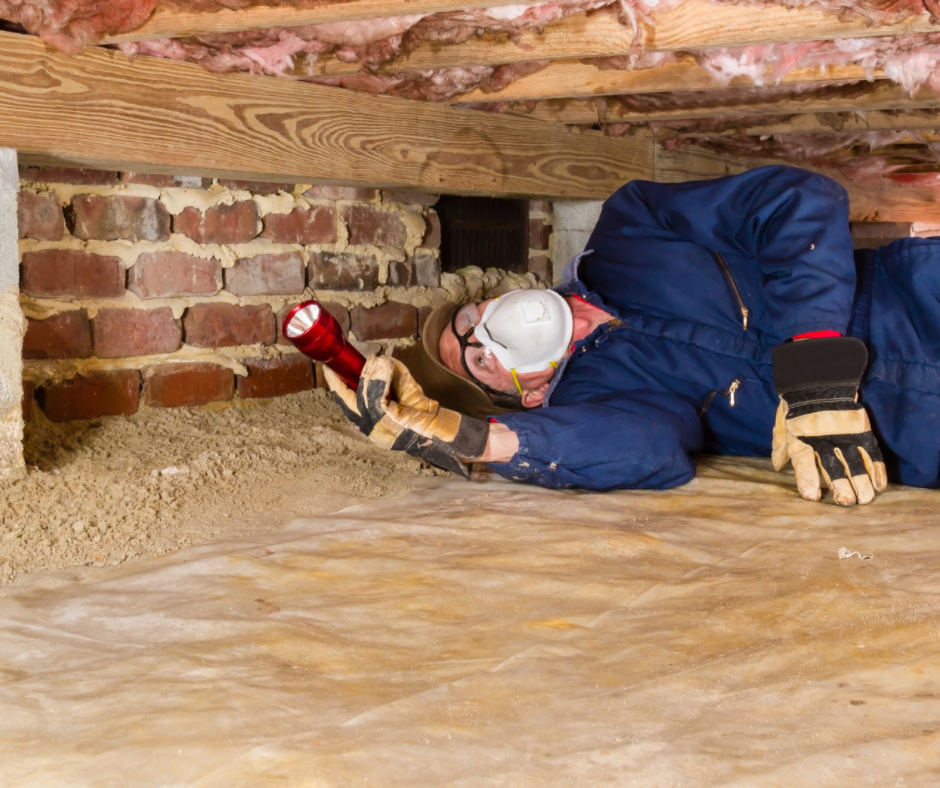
[282,300,365,391]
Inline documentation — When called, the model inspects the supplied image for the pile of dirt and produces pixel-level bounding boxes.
[0,391,443,593]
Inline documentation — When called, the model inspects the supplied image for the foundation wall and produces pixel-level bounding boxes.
[18,167,550,422]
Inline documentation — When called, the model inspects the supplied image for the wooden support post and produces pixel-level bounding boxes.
[0,146,23,481]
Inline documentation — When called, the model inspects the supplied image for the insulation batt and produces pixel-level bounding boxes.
[2,0,937,55]
[116,1,613,80]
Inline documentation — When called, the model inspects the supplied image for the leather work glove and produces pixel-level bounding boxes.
[771,336,887,506]
[324,356,489,479]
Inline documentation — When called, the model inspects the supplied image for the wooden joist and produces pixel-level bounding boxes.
[454,59,883,103]
[666,111,940,140]
[496,83,940,126]
[100,0,516,43]
[0,32,652,199]
[655,144,940,223]
[303,0,938,78]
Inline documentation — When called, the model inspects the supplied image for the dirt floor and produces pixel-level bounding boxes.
[0,391,444,595]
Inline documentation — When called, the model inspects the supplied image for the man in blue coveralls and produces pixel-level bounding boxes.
[326,166,940,507]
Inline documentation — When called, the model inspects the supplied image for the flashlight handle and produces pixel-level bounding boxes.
[328,342,367,391]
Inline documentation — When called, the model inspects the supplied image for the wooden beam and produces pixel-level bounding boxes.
[304,0,938,78]
[646,0,938,51]
[0,32,651,199]
[667,112,940,140]
[655,144,940,222]
[494,82,940,126]
[301,10,634,78]
[454,59,883,103]
[100,0,517,44]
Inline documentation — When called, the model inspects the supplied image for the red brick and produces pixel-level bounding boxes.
[23,310,92,360]
[236,355,314,399]
[174,201,260,244]
[225,252,304,296]
[68,195,171,242]
[529,218,552,251]
[20,166,118,185]
[528,200,552,215]
[120,172,211,188]
[307,251,377,291]
[351,302,417,340]
[21,249,125,298]
[388,251,440,288]
[276,300,348,346]
[17,191,65,240]
[183,303,276,348]
[22,380,35,422]
[381,190,440,206]
[303,185,376,201]
[527,254,552,284]
[419,210,441,250]
[92,307,182,359]
[260,205,335,244]
[127,251,221,299]
[417,306,432,337]
[412,251,440,287]
[218,179,288,195]
[341,205,407,247]
[37,370,140,423]
[142,363,234,408]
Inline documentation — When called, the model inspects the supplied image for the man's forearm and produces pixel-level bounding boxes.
[470,422,519,464]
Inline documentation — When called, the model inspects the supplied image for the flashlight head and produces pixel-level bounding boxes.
[282,299,366,390]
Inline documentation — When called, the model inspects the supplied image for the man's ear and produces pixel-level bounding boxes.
[520,383,550,409]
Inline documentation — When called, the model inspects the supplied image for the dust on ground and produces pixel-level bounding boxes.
[0,391,445,595]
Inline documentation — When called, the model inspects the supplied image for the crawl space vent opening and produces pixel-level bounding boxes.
[436,196,528,274]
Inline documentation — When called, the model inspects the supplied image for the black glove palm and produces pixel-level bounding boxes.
[772,337,887,506]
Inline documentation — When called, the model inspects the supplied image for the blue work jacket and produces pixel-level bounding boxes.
[490,166,940,491]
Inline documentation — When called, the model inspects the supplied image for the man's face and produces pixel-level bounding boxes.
[439,300,557,404]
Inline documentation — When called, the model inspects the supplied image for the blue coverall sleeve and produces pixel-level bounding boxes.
[488,389,703,491]
[593,165,857,337]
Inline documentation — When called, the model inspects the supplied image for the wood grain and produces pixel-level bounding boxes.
[101,0,516,43]
[455,59,884,103]
[655,144,940,222]
[667,111,940,140]
[490,82,940,125]
[0,32,652,199]
[647,0,939,51]
[303,0,938,78]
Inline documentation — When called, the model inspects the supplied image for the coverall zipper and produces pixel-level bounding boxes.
[699,377,744,415]
[711,252,750,330]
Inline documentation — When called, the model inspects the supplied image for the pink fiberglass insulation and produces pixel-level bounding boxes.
[685,34,940,95]
[660,129,940,182]
[117,0,619,78]
[3,0,938,61]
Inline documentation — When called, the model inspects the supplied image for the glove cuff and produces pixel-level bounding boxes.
[451,415,489,461]
[772,336,868,407]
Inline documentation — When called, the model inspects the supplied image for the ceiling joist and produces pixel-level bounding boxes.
[665,111,940,140]
[497,83,940,126]
[0,32,652,199]
[453,60,884,103]
[303,0,940,78]
[100,0,518,44]
[656,144,940,222]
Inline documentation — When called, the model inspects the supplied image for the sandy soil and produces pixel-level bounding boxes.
[0,391,444,595]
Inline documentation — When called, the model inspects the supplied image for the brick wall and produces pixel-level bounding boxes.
[18,168,549,422]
